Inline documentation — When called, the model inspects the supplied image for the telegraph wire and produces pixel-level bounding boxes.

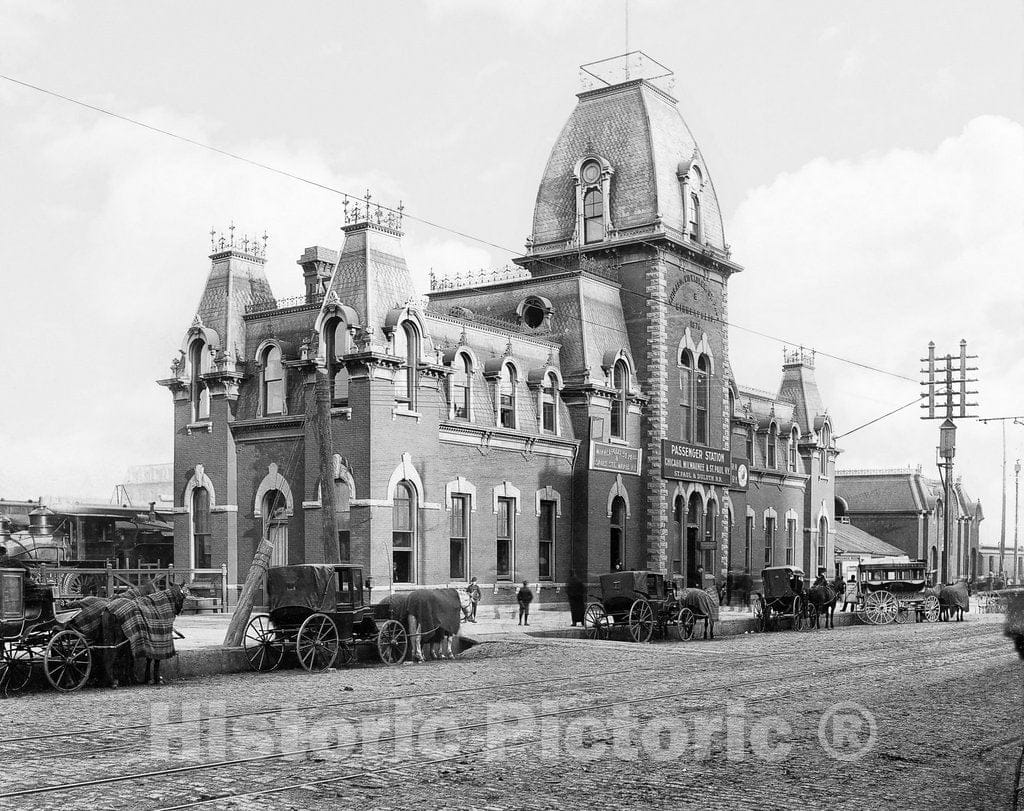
[834,396,925,441]
[3,72,917,386]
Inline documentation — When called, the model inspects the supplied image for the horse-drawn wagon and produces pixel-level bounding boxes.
[583,570,709,642]
[855,561,939,625]
[1,567,95,693]
[242,564,408,672]
[753,566,815,632]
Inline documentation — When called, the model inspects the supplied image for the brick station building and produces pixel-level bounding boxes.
[160,53,839,597]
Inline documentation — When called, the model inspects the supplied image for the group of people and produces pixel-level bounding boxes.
[461,577,535,626]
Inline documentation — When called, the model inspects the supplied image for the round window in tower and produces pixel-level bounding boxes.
[581,160,601,185]
[522,299,546,329]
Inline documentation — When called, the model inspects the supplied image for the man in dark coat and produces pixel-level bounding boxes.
[565,570,587,626]
[517,581,533,626]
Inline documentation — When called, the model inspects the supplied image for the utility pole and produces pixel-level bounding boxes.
[1014,459,1021,584]
[921,340,978,585]
[977,415,1024,583]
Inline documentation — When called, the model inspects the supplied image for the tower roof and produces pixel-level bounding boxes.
[530,54,726,252]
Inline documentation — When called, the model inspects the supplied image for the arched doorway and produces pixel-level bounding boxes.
[686,492,703,587]
[817,516,828,576]
[672,495,684,576]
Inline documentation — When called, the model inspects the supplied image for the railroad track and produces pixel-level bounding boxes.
[1,635,1013,806]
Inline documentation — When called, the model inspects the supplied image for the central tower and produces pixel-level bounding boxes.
[518,52,742,580]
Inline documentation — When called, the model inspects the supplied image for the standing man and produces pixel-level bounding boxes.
[516,580,533,626]
[465,576,481,622]
[565,570,586,627]
[842,574,859,612]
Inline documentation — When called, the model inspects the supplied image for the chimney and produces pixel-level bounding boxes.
[298,246,338,301]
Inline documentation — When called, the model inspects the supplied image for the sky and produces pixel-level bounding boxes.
[1,1,1022,546]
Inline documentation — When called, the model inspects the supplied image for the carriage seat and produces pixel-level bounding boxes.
[53,607,82,626]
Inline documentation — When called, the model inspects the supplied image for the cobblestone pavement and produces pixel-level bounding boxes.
[1,616,1019,810]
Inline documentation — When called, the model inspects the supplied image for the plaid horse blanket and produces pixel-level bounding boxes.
[69,596,108,642]
[106,587,180,660]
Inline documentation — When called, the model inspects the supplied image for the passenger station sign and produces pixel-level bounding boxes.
[590,441,642,476]
[661,440,731,485]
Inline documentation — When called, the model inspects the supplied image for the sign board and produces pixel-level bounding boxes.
[590,441,642,476]
[661,440,730,485]
[698,540,718,551]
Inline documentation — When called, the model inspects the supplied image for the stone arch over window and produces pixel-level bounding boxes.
[253,463,294,518]
[676,329,715,374]
[678,158,705,243]
[606,474,632,518]
[534,486,563,517]
[816,501,831,531]
[574,154,614,245]
[386,452,425,504]
[492,481,522,514]
[444,347,478,421]
[762,506,778,529]
[183,463,217,510]
[788,425,800,472]
[445,477,478,511]
[516,295,554,330]
[670,481,711,515]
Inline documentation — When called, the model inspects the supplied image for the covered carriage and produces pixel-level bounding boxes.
[753,566,815,632]
[856,561,939,625]
[583,570,699,642]
[0,567,95,693]
[242,564,408,672]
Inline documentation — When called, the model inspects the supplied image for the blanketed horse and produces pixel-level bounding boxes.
[101,582,188,686]
[378,589,464,662]
[677,587,716,639]
[806,579,843,629]
[938,581,970,622]
[1005,593,1024,659]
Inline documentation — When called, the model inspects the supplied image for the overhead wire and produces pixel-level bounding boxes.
[2,72,918,394]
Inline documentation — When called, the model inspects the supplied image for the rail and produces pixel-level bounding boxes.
[32,564,230,612]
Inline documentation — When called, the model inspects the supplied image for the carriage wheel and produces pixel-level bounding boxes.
[752,597,765,632]
[676,607,697,641]
[336,641,357,668]
[791,596,804,631]
[376,619,408,665]
[0,645,34,694]
[243,614,284,672]
[583,603,609,641]
[799,601,818,631]
[864,590,899,625]
[296,614,339,673]
[894,603,911,624]
[922,595,940,623]
[44,629,92,692]
[628,599,655,643]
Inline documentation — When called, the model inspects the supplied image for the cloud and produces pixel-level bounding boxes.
[423,0,590,31]
[404,237,496,293]
[727,115,1024,538]
[839,48,864,79]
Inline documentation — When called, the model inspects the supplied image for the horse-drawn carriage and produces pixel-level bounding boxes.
[753,566,817,632]
[242,564,409,672]
[583,570,711,642]
[855,561,939,625]
[0,567,95,693]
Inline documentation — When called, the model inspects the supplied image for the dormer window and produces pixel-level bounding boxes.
[542,372,558,434]
[610,360,628,439]
[393,321,419,407]
[576,157,613,246]
[788,427,799,472]
[498,363,517,429]
[188,339,210,422]
[261,345,284,416]
[689,193,701,242]
[325,317,349,402]
[583,187,604,243]
[766,423,778,469]
[684,165,703,243]
[451,353,472,420]
[820,424,831,476]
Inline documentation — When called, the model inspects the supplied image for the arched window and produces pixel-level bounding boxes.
[498,363,517,429]
[392,481,416,583]
[819,425,831,476]
[766,424,778,469]
[680,351,694,442]
[789,427,800,472]
[785,516,797,565]
[744,512,753,572]
[542,372,558,434]
[689,193,701,242]
[325,318,349,402]
[191,486,211,569]
[393,321,419,406]
[582,161,605,244]
[335,478,351,562]
[672,495,684,575]
[611,360,628,439]
[745,426,754,461]
[263,489,289,567]
[451,353,472,420]
[764,514,776,565]
[686,493,703,586]
[189,339,210,422]
[705,500,718,574]
[818,516,828,574]
[610,496,626,570]
[261,345,284,416]
[695,354,710,445]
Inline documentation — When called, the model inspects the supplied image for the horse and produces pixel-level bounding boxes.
[806,578,843,630]
[676,587,716,639]
[1005,593,1024,659]
[937,581,969,622]
[378,589,464,662]
[101,581,189,687]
